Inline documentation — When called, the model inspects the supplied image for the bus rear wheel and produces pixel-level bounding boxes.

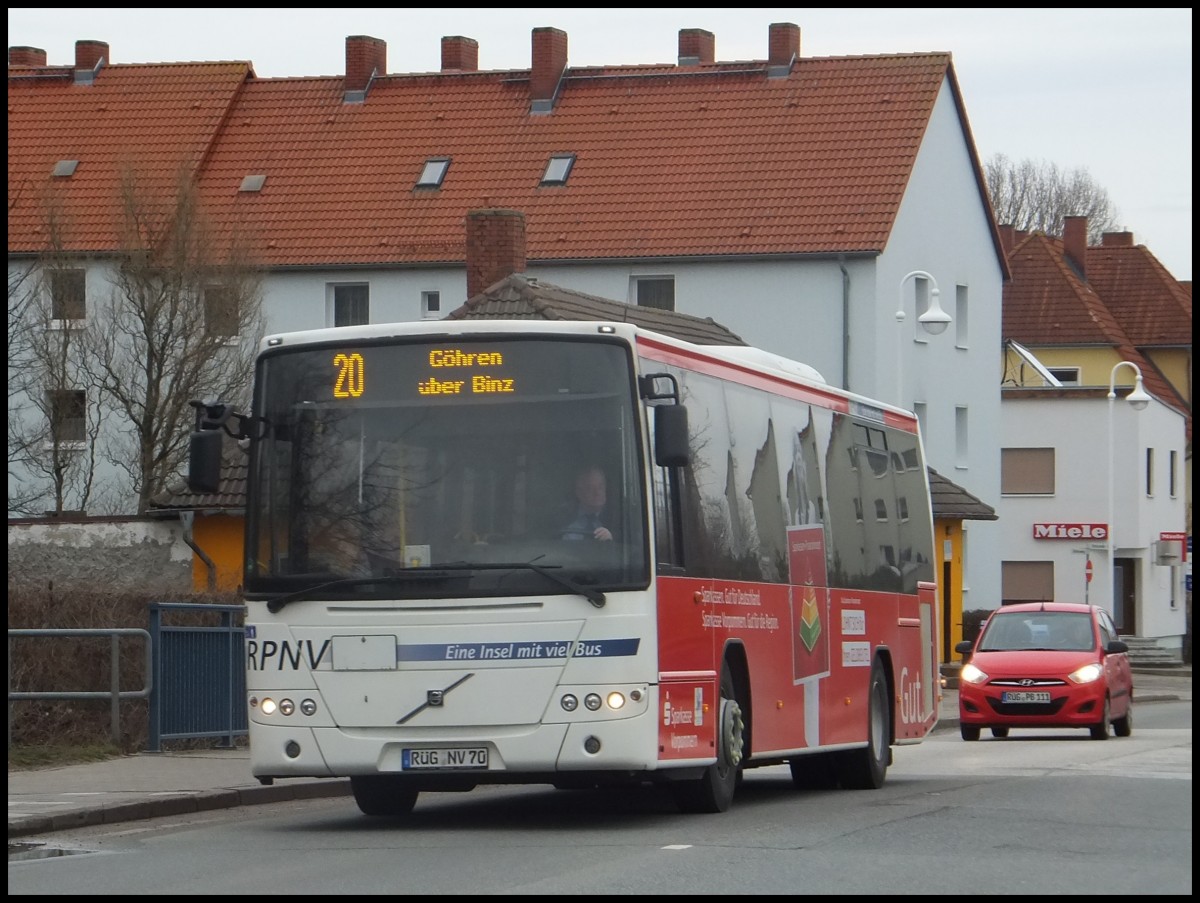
[833,658,891,789]
[674,663,744,813]
[351,776,420,816]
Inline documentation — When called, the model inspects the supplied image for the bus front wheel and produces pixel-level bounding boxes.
[674,663,744,813]
[351,775,420,816]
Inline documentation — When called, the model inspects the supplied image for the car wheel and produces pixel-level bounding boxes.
[674,661,743,813]
[960,724,981,742]
[1089,697,1111,740]
[1113,697,1133,737]
[834,659,891,789]
[351,776,420,816]
[990,727,1009,738]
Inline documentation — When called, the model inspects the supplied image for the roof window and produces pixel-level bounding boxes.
[52,160,79,178]
[239,174,266,193]
[416,158,451,189]
[540,153,575,186]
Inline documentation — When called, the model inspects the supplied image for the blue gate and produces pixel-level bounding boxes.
[147,602,247,752]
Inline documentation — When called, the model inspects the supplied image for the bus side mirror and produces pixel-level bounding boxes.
[654,405,690,467]
[188,429,223,493]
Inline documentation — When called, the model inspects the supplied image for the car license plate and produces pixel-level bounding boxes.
[401,747,489,770]
[1001,691,1051,703]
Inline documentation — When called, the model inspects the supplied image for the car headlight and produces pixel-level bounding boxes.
[960,662,989,685]
[1069,662,1103,684]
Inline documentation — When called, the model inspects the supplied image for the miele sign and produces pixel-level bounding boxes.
[1032,523,1109,540]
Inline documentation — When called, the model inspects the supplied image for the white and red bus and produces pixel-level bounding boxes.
[190,319,940,815]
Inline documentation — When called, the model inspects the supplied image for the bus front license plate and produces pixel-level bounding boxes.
[402,747,489,770]
[1001,691,1051,703]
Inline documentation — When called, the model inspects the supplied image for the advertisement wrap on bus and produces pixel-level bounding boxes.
[189,319,940,816]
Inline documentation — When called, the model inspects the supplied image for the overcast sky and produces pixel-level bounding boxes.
[9,7,1192,281]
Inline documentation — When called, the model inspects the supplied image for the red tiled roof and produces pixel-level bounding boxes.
[10,44,961,266]
[1085,241,1193,347]
[1002,231,1188,417]
[8,62,252,253]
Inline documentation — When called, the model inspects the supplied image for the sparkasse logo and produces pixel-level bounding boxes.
[1032,523,1109,540]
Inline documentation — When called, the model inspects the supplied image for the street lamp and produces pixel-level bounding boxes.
[895,270,952,408]
[1106,361,1152,624]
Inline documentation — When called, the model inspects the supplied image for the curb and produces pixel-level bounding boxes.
[8,779,352,840]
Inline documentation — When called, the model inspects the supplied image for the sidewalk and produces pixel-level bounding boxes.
[9,667,1190,841]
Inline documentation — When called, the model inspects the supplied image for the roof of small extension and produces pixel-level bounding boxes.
[446,273,748,345]
[9,30,1005,270]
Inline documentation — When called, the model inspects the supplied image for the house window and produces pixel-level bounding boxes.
[1169,450,1178,497]
[634,276,675,311]
[1001,447,1055,495]
[1047,367,1081,386]
[540,153,575,186]
[48,389,86,443]
[1001,560,1054,605]
[954,284,968,349]
[874,498,888,521]
[955,406,968,467]
[416,158,450,189]
[422,290,441,319]
[1145,448,1154,496]
[912,276,933,345]
[50,269,86,321]
[203,285,239,338]
[853,497,863,522]
[331,284,369,327]
[898,496,910,521]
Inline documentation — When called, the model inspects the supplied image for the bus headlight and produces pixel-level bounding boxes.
[606,692,626,710]
[584,693,602,711]
[279,698,295,716]
[561,694,579,712]
[261,697,278,715]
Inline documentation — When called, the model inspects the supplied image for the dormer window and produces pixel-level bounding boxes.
[540,153,575,186]
[52,160,79,178]
[416,158,450,189]
[239,174,266,193]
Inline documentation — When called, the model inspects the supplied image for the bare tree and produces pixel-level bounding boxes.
[984,153,1121,242]
[7,197,103,515]
[78,166,265,514]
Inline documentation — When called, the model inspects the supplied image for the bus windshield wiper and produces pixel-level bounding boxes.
[265,562,605,613]
[266,570,466,613]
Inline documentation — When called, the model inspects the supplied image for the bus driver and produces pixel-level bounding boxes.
[561,465,614,541]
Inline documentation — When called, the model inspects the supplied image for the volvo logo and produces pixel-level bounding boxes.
[396,673,474,724]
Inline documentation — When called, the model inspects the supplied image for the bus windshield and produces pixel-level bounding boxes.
[245,336,649,599]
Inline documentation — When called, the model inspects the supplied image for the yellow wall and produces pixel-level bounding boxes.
[934,519,965,663]
[191,515,245,592]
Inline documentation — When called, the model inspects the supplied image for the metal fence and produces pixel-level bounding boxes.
[147,602,247,751]
[7,628,153,747]
[8,602,247,751]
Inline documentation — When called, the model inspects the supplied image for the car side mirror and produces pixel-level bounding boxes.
[954,640,974,657]
[1105,639,1129,655]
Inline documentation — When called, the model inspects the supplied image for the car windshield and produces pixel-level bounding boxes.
[977,611,1095,652]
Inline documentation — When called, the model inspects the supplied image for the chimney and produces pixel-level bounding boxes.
[442,35,478,72]
[465,210,527,298]
[768,22,800,76]
[530,27,567,113]
[9,46,47,67]
[345,35,386,101]
[75,39,108,70]
[74,39,108,84]
[1062,215,1088,278]
[678,29,715,66]
[1101,231,1135,247]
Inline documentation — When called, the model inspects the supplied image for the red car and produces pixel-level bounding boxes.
[954,602,1133,741]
